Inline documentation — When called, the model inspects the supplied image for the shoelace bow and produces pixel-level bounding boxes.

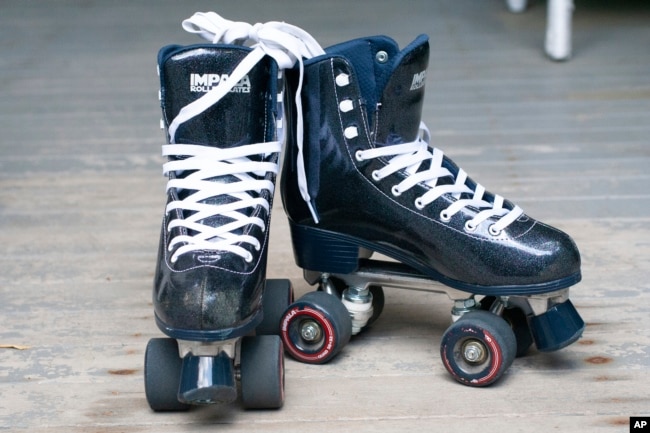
[356,122,524,235]
[164,12,324,263]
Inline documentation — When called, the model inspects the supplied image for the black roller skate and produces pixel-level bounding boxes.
[145,12,323,411]
[279,34,585,386]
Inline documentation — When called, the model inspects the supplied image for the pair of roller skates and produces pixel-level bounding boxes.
[144,12,585,411]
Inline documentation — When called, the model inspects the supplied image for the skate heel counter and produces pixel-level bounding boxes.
[289,222,359,274]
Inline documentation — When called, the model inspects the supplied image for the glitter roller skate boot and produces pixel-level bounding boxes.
[279,34,585,386]
[144,12,324,411]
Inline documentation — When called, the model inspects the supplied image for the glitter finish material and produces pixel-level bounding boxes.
[280,35,581,295]
[153,44,278,340]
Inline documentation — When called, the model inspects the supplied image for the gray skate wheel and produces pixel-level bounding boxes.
[440,310,516,387]
[480,296,533,357]
[256,279,294,336]
[144,338,190,411]
[280,291,352,364]
[240,335,285,409]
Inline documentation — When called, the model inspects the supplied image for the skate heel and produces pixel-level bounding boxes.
[289,222,360,274]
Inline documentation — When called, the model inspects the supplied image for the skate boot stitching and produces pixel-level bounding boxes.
[162,12,325,264]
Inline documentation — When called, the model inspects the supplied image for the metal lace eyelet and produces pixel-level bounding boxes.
[414,197,425,210]
[464,220,477,232]
[375,50,388,63]
[339,99,354,113]
[335,73,350,87]
[371,170,381,181]
[391,185,401,196]
[488,225,502,236]
[440,210,451,222]
[355,150,364,162]
[344,126,358,139]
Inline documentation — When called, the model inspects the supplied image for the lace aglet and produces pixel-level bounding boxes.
[307,201,320,224]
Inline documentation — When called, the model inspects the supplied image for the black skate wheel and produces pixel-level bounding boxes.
[440,310,516,387]
[480,296,533,357]
[256,279,294,336]
[280,291,352,364]
[144,338,190,411]
[240,335,285,409]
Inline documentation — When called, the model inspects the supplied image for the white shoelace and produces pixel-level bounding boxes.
[179,12,326,223]
[355,122,524,235]
[163,143,280,263]
[164,12,324,263]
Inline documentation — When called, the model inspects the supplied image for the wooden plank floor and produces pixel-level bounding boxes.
[1,0,649,431]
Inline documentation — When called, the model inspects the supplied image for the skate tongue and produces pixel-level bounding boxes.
[374,35,429,146]
[159,44,272,150]
[165,11,325,149]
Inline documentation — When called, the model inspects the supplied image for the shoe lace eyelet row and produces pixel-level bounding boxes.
[336,73,360,142]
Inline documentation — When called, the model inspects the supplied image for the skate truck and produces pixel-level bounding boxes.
[278,33,585,387]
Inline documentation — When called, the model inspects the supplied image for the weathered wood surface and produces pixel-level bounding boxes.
[1,0,649,431]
